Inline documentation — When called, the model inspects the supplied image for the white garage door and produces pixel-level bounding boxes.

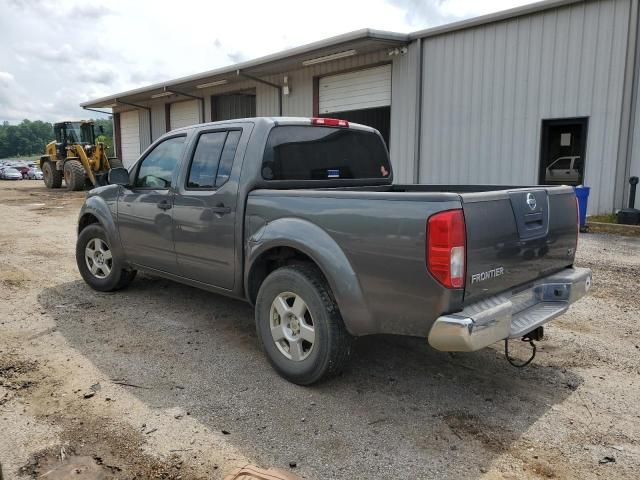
[119,110,140,169]
[319,64,391,114]
[170,100,200,130]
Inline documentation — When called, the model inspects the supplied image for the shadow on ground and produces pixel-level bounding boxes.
[38,275,582,479]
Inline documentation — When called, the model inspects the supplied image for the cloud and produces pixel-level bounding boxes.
[388,0,454,26]
[227,51,246,64]
[0,71,15,86]
[0,0,536,123]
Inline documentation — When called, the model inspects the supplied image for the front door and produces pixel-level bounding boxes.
[172,128,244,289]
[117,135,187,273]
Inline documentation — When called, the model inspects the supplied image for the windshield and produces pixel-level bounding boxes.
[66,122,82,143]
[262,126,390,181]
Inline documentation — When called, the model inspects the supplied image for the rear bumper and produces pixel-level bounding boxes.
[428,267,592,352]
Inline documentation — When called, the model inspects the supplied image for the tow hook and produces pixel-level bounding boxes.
[505,326,544,368]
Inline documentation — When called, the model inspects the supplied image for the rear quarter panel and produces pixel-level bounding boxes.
[246,190,462,336]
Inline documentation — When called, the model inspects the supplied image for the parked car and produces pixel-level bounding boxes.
[1,167,23,180]
[27,167,44,180]
[545,155,582,184]
[75,117,592,384]
[5,162,29,179]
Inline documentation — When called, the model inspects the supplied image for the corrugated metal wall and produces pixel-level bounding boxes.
[139,109,152,152]
[390,43,420,183]
[417,0,632,214]
[630,83,640,195]
[150,103,166,141]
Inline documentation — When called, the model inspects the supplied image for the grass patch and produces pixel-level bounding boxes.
[588,214,617,224]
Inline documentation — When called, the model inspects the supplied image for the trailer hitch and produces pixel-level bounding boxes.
[505,326,544,368]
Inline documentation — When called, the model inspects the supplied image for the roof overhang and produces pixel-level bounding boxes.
[81,29,408,109]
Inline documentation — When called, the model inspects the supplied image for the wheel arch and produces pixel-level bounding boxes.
[245,217,375,336]
[78,196,127,267]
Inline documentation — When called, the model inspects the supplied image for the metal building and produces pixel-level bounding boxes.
[82,0,640,214]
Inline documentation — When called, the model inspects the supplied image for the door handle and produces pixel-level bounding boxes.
[157,200,172,210]
[211,203,231,214]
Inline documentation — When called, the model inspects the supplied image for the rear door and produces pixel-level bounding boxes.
[172,124,250,289]
[461,186,577,304]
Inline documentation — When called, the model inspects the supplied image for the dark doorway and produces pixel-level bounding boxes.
[212,92,256,121]
[320,106,391,148]
[539,117,588,185]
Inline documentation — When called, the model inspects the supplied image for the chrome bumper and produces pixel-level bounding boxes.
[428,267,592,352]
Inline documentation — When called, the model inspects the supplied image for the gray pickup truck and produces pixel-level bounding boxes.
[76,117,592,384]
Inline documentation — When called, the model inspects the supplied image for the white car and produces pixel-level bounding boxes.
[0,167,23,180]
[545,156,582,184]
[27,167,44,180]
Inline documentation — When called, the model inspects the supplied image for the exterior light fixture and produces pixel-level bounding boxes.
[196,79,228,89]
[151,91,173,99]
[302,49,357,66]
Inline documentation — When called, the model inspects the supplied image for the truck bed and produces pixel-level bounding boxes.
[246,183,577,336]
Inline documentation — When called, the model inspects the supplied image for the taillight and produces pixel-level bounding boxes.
[311,117,349,127]
[427,209,466,289]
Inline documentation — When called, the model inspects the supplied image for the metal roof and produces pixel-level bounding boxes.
[81,29,408,108]
[81,0,589,109]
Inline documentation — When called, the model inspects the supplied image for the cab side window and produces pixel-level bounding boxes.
[135,136,186,189]
[187,132,226,189]
[186,130,242,189]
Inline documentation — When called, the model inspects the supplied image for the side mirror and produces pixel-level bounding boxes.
[108,167,130,186]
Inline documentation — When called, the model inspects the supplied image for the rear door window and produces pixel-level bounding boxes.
[187,132,226,189]
[186,130,242,189]
[262,126,390,181]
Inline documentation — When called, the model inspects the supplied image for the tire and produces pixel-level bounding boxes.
[76,224,136,292]
[42,161,62,189]
[255,263,352,385]
[64,160,86,191]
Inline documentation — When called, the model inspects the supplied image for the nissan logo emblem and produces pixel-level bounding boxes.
[526,193,537,211]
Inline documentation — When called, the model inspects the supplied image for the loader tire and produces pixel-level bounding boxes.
[42,161,62,189]
[64,160,86,191]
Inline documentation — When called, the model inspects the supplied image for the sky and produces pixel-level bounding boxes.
[0,0,535,123]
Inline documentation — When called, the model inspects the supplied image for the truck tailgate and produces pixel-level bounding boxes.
[461,186,578,304]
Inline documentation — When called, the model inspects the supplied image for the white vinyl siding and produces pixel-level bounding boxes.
[170,100,200,130]
[318,64,392,114]
[120,110,140,169]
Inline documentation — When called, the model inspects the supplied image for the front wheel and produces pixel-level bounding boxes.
[255,264,352,385]
[64,160,86,191]
[42,161,62,188]
[76,224,136,292]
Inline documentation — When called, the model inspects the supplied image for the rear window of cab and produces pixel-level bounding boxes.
[262,126,390,181]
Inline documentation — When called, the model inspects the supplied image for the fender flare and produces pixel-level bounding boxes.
[245,217,376,336]
[78,194,128,267]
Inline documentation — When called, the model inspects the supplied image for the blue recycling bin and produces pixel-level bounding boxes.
[574,186,590,231]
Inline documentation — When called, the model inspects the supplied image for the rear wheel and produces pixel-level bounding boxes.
[42,161,62,189]
[76,224,136,291]
[64,160,85,191]
[255,263,352,385]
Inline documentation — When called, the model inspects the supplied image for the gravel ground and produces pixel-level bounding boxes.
[0,180,639,479]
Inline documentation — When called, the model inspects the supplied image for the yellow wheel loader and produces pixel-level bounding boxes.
[40,120,121,191]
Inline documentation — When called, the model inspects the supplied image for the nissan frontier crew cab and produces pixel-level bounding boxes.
[76,117,592,385]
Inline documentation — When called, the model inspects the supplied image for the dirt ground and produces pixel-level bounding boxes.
[0,180,638,480]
